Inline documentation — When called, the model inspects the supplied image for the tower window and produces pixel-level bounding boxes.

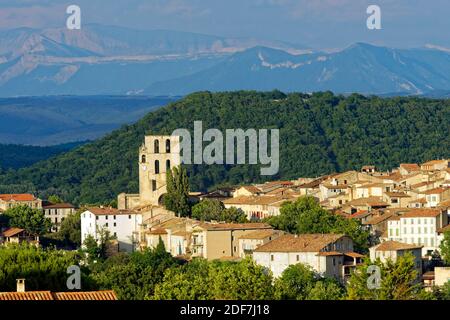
[141,155,146,163]
[155,160,160,174]
[152,180,157,191]
[166,139,171,153]
[166,160,171,171]
[154,140,160,153]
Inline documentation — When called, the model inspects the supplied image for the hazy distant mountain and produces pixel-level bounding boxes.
[0,96,178,145]
[146,43,450,95]
[0,25,307,97]
[1,25,450,97]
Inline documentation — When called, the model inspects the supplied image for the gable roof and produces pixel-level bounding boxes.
[86,207,137,216]
[374,241,423,251]
[401,208,442,218]
[253,234,346,253]
[0,194,37,202]
[2,227,25,237]
[0,290,117,301]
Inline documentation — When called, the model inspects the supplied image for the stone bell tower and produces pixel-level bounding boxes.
[139,135,181,206]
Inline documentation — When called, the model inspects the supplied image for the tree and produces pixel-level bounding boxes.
[439,231,450,265]
[82,227,114,263]
[274,263,317,300]
[164,166,191,217]
[268,196,370,252]
[192,199,224,221]
[347,254,424,300]
[48,195,64,204]
[0,243,87,292]
[191,199,248,222]
[50,211,81,248]
[307,280,345,300]
[4,205,52,236]
[152,258,273,300]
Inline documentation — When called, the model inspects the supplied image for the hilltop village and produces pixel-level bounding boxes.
[1,134,450,294]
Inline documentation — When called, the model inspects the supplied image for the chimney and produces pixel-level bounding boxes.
[16,279,25,292]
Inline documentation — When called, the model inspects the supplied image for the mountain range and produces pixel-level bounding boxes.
[1,25,450,97]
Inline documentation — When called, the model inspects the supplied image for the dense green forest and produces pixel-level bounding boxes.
[0,141,86,170]
[0,91,448,204]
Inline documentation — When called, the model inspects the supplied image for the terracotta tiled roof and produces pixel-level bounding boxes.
[240,186,261,194]
[401,208,442,218]
[54,290,117,300]
[400,164,420,172]
[0,291,54,300]
[0,194,36,202]
[238,229,282,240]
[316,251,343,256]
[385,192,410,198]
[0,290,117,300]
[2,227,25,237]
[198,222,272,231]
[421,187,448,195]
[374,241,422,251]
[439,199,450,207]
[147,228,167,235]
[409,198,427,204]
[42,202,75,209]
[344,252,365,258]
[347,197,389,207]
[421,159,448,166]
[364,213,395,225]
[253,234,346,253]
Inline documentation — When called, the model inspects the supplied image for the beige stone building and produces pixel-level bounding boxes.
[252,234,363,282]
[42,202,76,232]
[0,194,42,211]
[118,135,181,210]
[369,240,423,276]
[191,222,273,260]
[238,229,284,258]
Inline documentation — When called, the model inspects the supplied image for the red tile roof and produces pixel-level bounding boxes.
[401,208,442,218]
[2,227,25,237]
[253,234,346,253]
[0,291,54,301]
[0,194,36,202]
[0,290,117,300]
[54,291,117,300]
[374,241,423,251]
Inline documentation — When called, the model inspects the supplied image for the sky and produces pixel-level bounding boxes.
[0,0,449,49]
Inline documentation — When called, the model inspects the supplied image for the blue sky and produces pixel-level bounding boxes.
[0,0,449,49]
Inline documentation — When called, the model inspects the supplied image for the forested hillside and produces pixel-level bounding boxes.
[0,91,448,204]
[0,142,86,170]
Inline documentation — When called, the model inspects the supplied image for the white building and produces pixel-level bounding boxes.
[369,240,422,276]
[42,202,76,232]
[252,234,363,282]
[385,208,449,256]
[81,208,142,252]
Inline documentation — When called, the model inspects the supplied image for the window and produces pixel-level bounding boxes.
[166,139,171,153]
[105,223,109,227]
[114,222,117,227]
[333,258,336,266]
[155,160,160,174]
[396,229,399,236]
[296,255,299,262]
[129,215,132,219]
[114,232,117,237]
[271,255,274,261]
[166,160,171,171]
[431,238,434,246]
[154,139,160,153]
[96,216,99,220]
[113,215,116,220]
[55,217,58,224]
[105,215,108,220]
[141,154,146,163]
[152,180,157,191]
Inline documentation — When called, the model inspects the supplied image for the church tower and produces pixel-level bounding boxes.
[138,135,181,206]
